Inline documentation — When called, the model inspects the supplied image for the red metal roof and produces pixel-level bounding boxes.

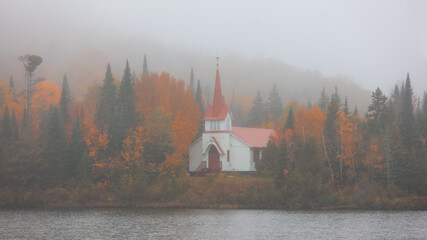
[203,68,229,120]
[211,136,225,154]
[232,127,276,148]
[204,104,229,120]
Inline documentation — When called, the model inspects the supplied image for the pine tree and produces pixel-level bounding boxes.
[64,116,86,183]
[399,73,416,148]
[382,100,399,186]
[96,63,116,133]
[22,108,27,130]
[39,106,66,188]
[318,87,330,112]
[195,79,204,114]
[284,106,295,131]
[248,91,264,127]
[189,67,195,92]
[342,96,350,117]
[333,86,341,108]
[324,93,340,183]
[59,74,72,126]
[112,60,137,154]
[266,84,284,121]
[9,76,15,100]
[366,87,388,134]
[2,105,11,141]
[276,137,290,184]
[195,79,204,137]
[118,60,136,128]
[10,108,18,141]
[421,92,427,139]
[255,138,278,177]
[143,54,149,77]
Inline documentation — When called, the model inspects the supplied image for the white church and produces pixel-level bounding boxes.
[189,64,276,175]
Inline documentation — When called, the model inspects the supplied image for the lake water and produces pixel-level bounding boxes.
[0,208,426,239]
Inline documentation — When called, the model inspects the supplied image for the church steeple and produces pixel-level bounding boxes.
[203,58,231,132]
[212,60,224,116]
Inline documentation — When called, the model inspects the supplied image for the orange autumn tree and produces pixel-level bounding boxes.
[364,137,384,182]
[83,117,111,182]
[336,112,362,184]
[31,81,61,128]
[120,126,146,182]
[135,72,201,175]
[294,105,326,145]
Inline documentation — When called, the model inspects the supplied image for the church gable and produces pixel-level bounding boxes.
[202,136,225,155]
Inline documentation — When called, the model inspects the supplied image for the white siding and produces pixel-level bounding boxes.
[204,113,232,131]
[229,135,252,171]
[189,139,203,172]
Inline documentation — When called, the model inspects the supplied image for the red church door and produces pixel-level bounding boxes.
[208,146,221,171]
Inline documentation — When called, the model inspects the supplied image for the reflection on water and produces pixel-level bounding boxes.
[0,208,426,239]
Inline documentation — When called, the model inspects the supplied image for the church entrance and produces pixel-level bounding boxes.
[208,146,221,171]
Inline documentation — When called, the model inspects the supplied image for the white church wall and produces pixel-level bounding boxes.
[189,138,203,172]
[204,113,232,132]
[229,136,252,171]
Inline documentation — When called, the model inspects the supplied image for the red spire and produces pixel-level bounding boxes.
[212,68,224,116]
[203,61,229,121]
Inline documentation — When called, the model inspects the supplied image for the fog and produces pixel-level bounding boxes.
[2,0,427,112]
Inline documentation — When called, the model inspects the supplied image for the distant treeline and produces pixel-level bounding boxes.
[0,57,426,209]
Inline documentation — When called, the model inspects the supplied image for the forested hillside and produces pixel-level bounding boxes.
[0,56,426,209]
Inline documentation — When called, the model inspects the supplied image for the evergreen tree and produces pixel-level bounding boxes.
[194,79,205,137]
[22,108,27,130]
[276,137,290,184]
[10,108,18,141]
[255,138,278,177]
[366,87,388,134]
[96,63,116,133]
[112,60,137,154]
[332,86,341,108]
[189,67,195,92]
[64,116,86,184]
[1,105,11,141]
[421,92,427,139]
[59,74,72,126]
[143,108,174,167]
[143,54,149,77]
[39,106,66,188]
[248,91,264,127]
[318,87,330,112]
[9,76,15,100]
[399,73,416,148]
[324,93,340,183]
[195,79,204,114]
[118,60,136,128]
[284,106,295,131]
[266,84,284,121]
[382,100,400,186]
[342,96,350,117]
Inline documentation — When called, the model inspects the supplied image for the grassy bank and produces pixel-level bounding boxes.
[1,174,426,210]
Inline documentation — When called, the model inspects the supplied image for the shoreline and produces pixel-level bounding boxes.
[2,197,427,211]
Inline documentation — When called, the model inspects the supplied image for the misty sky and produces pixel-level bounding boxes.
[2,0,427,95]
